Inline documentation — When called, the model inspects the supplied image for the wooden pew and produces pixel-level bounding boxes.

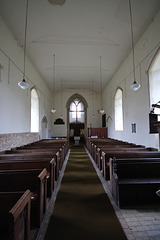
[0,168,47,228]
[32,138,68,147]
[90,145,152,175]
[93,143,156,159]
[17,138,69,157]
[2,138,69,168]
[94,145,153,170]
[90,138,156,160]
[87,137,135,151]
[87,137,147,160]
[87,138,117,154]
[111,157,160,207]
[87,138,158,178]
[10,147,66,173]
[0,158,55,197]
[102,150,160,180]
[0,190,31,240]
[0,151,61,181]
[91,142,141,158]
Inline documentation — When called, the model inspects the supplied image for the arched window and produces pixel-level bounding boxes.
[149,49,160,120]
[69,98,85,123]
[114,88,123,131]
[31,88,39,132]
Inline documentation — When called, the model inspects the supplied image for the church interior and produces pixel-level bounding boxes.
[1,0,160,239]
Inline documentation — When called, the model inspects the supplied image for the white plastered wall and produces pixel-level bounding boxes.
[0,16,52,137]
[0,15,105,140]
[102,10,160,148]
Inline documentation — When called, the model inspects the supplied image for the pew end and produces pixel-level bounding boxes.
[0,190,31,240]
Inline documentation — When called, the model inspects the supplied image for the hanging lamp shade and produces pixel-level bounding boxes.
[130,81,141,91]
[18,79,29,89]
[51,108,56,113]
[99,109,104,114]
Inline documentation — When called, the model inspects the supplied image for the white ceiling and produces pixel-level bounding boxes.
[0,0,160,93]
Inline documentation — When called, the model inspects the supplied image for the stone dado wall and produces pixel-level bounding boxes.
[0,132,40,151]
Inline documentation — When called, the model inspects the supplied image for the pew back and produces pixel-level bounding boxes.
[0,168,47,227]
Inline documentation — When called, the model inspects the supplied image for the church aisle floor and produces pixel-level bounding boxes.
[36,144,160,240]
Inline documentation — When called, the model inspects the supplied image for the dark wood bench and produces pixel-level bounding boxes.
[86,138,115,153]
[94,146,153,170]
[0,151,61,181]
[11,147,66,173]
[2,138,69,171]
[0,168,47,228]
[111,157,160,208]
[0,190,31,240]
[87,138,140,154]
[16,139,69,157]
[102,151,160,180]
[0,158,55,197]
[91,142,145,158]
[94,143,156,159]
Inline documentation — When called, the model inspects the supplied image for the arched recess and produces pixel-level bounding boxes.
[41,116,48,139]
[66,93,88,142]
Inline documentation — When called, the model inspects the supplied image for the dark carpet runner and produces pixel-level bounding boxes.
[44,145,127,240]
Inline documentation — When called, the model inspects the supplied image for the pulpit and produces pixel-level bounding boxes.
[154,122,160,149]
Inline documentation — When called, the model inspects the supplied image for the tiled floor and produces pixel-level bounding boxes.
[36,147,160,240]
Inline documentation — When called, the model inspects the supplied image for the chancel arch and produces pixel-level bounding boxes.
[66,93,88,142]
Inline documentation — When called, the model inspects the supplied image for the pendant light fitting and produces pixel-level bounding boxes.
[51,54,56,113]
[129,0,141,91]
[92,79,95,118]
[99,56,104,114]
[18,0,29,89]
[60,79,63,119]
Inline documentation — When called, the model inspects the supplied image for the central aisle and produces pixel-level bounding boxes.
[44,145,127,240]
